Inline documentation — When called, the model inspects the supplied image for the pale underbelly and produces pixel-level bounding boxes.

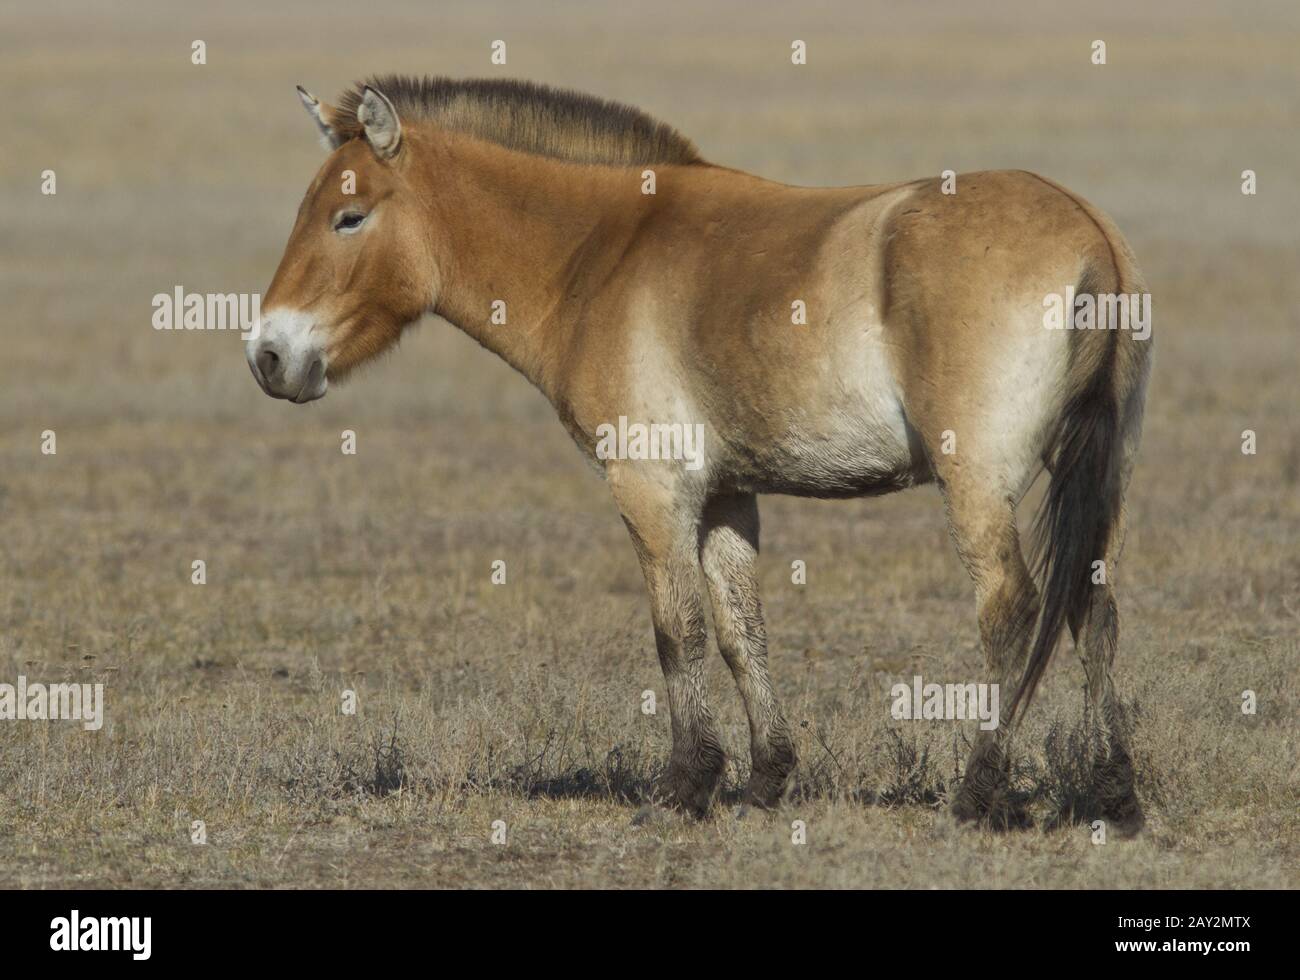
[725,405,933,499]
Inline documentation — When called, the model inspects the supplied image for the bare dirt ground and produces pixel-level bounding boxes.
[0,0,1296,888]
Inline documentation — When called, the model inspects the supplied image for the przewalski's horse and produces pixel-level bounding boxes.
[249,76,1152,833]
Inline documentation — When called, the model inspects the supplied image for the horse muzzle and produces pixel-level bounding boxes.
[246,312,329,403]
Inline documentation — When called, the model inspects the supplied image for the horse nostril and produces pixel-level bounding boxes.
[305,355,325,388]
[257,347,280,380]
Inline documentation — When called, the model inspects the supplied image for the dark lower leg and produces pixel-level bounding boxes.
[1077,588,1144,835]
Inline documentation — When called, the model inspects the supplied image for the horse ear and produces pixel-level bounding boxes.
[357,86,402,160]
[297,86,342,151]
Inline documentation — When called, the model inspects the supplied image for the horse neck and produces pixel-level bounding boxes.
[415,129,658,402]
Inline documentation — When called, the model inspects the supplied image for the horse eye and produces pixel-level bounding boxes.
[334,211,367,233]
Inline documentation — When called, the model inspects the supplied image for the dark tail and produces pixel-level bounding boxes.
[1005,271,1123,728]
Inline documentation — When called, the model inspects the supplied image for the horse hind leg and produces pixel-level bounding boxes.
[1069,497,1145,837]
[937,478,1041,828]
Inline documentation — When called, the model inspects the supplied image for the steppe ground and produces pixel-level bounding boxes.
[0,0,1296,888]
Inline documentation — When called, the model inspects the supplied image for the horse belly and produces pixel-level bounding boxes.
[739,329,930,498]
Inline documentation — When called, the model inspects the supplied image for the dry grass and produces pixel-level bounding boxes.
[0,0,1296,888]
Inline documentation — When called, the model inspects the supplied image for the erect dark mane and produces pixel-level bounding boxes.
[334,75,705,167]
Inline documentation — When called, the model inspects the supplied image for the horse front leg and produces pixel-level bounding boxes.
[612,469,725,817]
[699,492,795,808]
